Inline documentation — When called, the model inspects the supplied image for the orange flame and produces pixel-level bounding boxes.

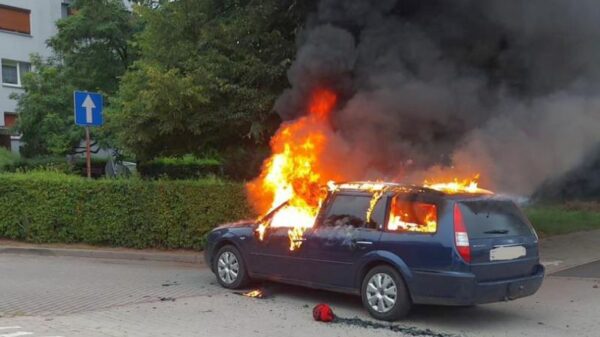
[309,88,338,121]
[243,289,264,298]
[424,175,492,194]
[248,88,493,251]
[247,88,339,250]
[387,200,437,233]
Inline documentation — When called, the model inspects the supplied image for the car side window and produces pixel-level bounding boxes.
[323,194,385,229]
[386,196,438,233]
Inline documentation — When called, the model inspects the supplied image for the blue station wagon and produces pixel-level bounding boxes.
[205,182,545,321]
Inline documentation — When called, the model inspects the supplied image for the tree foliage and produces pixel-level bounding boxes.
[48,0,138,94]
[15,0,316,176]
[13,56,79,157]
[13,0,137,157]
[111,0,311,163]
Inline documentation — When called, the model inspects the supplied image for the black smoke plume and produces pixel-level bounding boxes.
[274,0,600,197]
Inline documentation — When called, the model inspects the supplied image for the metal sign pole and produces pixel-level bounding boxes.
[86,126,91,179]
[74,91,103,179]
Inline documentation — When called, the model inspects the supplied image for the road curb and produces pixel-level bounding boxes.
[0,246,204,265]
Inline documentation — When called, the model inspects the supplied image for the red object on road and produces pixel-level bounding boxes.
[313,303,335,322]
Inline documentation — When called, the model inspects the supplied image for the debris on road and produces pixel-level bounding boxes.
[333,316,458,337]
[235,289,269,299]
[159,297,176,302]
[313,303,334,322]
[161,281,179,287]
[310,304,457,337]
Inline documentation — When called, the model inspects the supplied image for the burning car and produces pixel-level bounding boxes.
[205,181,545,321]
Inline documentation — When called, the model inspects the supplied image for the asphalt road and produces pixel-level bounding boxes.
[0,254,599,337]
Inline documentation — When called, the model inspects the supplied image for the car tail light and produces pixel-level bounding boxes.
[453,204,471,263]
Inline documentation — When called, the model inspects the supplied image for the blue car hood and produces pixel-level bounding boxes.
[216,220,255,229]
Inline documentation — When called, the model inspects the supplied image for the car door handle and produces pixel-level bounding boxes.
[354,240,373,245]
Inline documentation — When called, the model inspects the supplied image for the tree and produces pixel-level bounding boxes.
[13,0,138,157]
[12,56,79,157]
[110,0,313,168]
[48,0,139,94]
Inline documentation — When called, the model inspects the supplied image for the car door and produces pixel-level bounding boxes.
[246,226,303,280]
[297,192,386,289]
[378,194,450,270]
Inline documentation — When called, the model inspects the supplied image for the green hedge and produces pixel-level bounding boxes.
[0,172,253,250]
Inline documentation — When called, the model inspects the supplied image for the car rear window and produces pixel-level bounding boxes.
[459,200,534,239]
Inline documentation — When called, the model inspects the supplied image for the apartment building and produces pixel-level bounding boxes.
[0,0,66,153]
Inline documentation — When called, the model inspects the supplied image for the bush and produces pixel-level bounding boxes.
[0,155,108,178]
[0,171,254,250]
[138,155,222,180]
[4,155,71,173]
[72,157,109,178]
[221,146,270,181]
[0,148,19,170]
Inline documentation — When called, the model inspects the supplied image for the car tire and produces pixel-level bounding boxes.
[361,265,411,321]
[213,245,250,289]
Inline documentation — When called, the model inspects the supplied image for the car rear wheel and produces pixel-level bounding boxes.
[361,265,411,321]
[214,245,250,289]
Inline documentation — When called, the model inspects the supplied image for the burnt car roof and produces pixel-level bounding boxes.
[333,181,441,195]
[333,181,493,198]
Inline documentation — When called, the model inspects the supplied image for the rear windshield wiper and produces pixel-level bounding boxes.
[483,229,509,234]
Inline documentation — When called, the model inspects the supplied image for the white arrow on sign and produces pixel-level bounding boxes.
[81,94,96,123]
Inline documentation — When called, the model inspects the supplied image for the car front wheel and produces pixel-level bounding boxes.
[214,245,250,289]
[361,265,411,321]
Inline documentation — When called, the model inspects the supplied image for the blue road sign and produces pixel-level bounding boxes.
[74,91,103,126]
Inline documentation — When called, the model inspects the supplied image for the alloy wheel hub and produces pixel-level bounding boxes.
[366,273,398,313]
[217,252,239,284]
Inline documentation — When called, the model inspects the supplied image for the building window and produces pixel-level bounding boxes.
[61,1,75,18]
[0,5,31,35]
[1,59,31,87]
[1,61,18,85]
[4,112,17,128]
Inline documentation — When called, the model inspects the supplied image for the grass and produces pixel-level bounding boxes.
[525,202,600,237]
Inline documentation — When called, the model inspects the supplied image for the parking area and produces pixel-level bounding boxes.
[0,253,599,337]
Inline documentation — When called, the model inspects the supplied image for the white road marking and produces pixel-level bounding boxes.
[542,260,563,267]
[0,326,65,337]
[0,332,33,337]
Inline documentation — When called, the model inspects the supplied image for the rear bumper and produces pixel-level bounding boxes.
[411,264,545,306]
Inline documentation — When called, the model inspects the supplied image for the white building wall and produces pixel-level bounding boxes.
[0,0,131,154]
[0,0,64,151]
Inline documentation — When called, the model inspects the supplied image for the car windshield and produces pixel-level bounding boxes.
[257,200,289,223]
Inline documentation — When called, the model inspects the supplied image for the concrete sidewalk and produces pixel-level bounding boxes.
[538,229,600,274]
[1,228,599,270]
[0,239,204,265]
